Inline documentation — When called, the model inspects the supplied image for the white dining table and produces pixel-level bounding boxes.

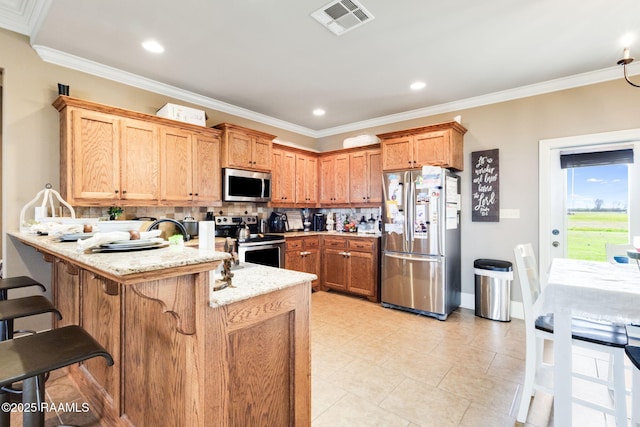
[543,258,640,426]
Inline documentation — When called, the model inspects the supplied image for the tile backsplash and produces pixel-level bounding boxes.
[75,204,382,229]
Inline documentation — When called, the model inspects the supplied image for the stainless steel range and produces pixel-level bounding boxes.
[213,215,285,268]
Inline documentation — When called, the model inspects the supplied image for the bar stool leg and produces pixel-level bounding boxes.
[0,388,10,427]
[21,374,45,427]
[633,367,640,427]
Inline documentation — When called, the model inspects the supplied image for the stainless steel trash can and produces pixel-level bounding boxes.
[474,259,513,322]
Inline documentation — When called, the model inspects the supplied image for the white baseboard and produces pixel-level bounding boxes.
[460,292,524,320]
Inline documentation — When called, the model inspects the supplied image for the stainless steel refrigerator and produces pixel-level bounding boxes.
[381,166,461,320]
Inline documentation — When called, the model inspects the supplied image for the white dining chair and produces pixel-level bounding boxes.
[625,343,640,426]
[513,243,628,426]
[605,243,634,264]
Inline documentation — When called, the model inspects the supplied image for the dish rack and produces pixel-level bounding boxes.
[19,184,76,232]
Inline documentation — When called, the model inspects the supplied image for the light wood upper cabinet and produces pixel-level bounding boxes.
[295,153,318,204]
[348,149,381,204]
[54,96,222,207]
[271,145,318,207]
[272,147,296,203]
[160,129,222,205]
[69,109,121,203]
[378,121,467,171]
[319,153,349,204]
[215,123,275,172]
[192,133,222,204]
[121,119,159,201]
[160,127,193,204]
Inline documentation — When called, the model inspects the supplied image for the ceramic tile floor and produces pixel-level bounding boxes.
[7,290,634,426]
[310,291,633,427]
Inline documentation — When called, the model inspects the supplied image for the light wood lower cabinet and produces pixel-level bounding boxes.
[321,235,380,302]
[285,236,320,289]
[49,256,310,427]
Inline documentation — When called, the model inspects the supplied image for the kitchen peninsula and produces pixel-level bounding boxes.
[9,231,314,427]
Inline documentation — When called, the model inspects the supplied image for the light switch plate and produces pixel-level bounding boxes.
[500,209,520,219]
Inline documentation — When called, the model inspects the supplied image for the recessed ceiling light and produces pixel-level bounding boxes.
[313,108,326,116]
[142,39,165,53]
[620,33,635,47]
[410,81,426,91]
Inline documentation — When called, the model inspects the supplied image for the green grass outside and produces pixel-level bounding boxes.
[567,211,628,261]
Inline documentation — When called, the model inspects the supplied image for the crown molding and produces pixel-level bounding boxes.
[0,0,50,36]
[32,45,318,137]
[32,44,640,140]
[313,63,640,138]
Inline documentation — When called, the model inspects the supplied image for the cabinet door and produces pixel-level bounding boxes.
[272,149,283,202]
[349,151,367,203]
[285,238,304,270]
[72,109,120,201]
[381,135,414,170]
[319,156,335,204]
[281,150,296,202]
[367,150,382,203]
[413,130,449,167]
[160,127,193,202]
[120,118,159,201]
[285,249,305,273]
[334,154,350,203]
[192,133,221,204]
[347,250,376,297]
[304,237,321,288]
[304,156,318,204]
[226,130,253,169]
[296,154,318,204]
[252,136,273,171]
[323,248,347,291]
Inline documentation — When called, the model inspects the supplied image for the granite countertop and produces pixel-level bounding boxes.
[10,231,317,309]
[9,231,230,277]
[209,263,316,308]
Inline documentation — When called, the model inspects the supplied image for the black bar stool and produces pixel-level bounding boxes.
[0,325,114,427]
[0,296,61,341]
[0,296,61,427]
[0,277,46,301]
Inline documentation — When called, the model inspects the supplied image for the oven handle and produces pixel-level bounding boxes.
[239,243,283,251]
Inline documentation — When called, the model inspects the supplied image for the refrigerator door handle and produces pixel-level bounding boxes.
[406,171,414,244]
[384,252,439,262]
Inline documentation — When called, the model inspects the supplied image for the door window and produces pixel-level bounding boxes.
[565,163,630,260]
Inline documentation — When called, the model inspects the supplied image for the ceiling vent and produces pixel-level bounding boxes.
[311,0,374,36]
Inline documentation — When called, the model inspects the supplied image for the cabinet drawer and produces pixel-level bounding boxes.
[348,239,377,251]
[322,237,347,249]
[286,239,303,250]
[304,237,320,249]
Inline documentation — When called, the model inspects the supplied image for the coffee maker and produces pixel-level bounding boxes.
[268,212,288,233]
[312,213,326,231]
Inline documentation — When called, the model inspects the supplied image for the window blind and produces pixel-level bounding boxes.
[560,149,634,169]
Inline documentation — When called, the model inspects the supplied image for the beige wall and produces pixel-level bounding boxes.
[3,26,640,307]
[318,82,640,301]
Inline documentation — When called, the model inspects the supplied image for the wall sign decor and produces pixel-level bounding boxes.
[471,148,499,222]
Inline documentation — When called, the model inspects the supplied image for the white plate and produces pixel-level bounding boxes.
[100,238,164,249]
[92,241,169,252]
[60,232,95,241]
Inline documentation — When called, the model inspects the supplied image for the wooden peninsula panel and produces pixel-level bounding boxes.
[10,232,313,427]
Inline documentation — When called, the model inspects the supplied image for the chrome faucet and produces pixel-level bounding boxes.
[146,218,190,241]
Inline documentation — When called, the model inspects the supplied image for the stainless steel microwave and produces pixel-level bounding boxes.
[223,168,271,202]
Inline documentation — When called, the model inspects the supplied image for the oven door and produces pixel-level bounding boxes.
[238,243,284,268]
